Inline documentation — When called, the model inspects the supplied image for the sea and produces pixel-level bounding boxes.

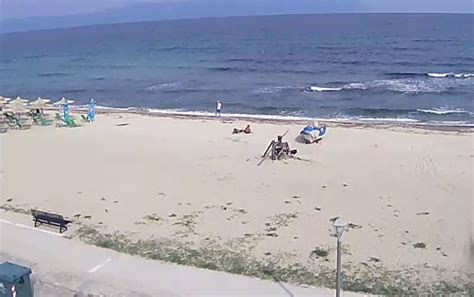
[1,14,473,126]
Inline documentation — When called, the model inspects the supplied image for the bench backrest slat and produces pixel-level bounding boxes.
[31,209,64,221]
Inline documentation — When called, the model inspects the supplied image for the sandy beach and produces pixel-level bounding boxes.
[1,112,473,294]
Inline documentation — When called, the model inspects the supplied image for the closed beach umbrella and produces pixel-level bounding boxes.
[63,101,70,122]
[87,98,96,121]
[53,97,74,106]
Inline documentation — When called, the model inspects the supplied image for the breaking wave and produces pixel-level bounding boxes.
[309,75,472,94]
[146,82,181,91]
[83,105,473,127]
[427,72,474,78]
[310,86,343,92]
[253,85,300,94]
[416,107,471,115]
[386,72,474,79]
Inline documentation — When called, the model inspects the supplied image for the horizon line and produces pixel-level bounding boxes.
[2,12,473,35]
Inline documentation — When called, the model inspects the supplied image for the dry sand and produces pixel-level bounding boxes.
[1,112,473,293]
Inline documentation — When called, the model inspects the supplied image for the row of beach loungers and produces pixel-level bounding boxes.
[0,111,89,133]
[0,96,96,133]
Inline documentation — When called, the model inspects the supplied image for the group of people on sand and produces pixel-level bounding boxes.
[217,99,327,161]
[214,99,252,134]
[233,121,327,162]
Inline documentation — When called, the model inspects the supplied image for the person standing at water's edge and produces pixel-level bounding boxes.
[216,100,222,117]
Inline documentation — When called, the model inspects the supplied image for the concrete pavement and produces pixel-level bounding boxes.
[0,212,364,296]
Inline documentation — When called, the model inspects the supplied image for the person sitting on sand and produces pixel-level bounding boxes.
[271,135,296,160]
[233,124,251,134]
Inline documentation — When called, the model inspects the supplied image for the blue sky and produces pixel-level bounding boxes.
[2,0,473,19]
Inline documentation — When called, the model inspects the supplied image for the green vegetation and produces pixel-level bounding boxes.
[143,213,162,222]
[0,204,30,215]
[413,242,427,249]
[311,247,329,258]
[76,225,471,296]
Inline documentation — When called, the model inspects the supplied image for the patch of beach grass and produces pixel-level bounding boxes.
[270,212,298,228]
[75,226,471,295]
[143,213,162,223]
[0,204,31,215]
[310,247,329,258]
[413,242,427,249]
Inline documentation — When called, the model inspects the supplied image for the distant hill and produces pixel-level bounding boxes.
[0,1,359,33]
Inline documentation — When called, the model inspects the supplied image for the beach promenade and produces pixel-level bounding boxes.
[0,211,364,296]
[1,112,472,294]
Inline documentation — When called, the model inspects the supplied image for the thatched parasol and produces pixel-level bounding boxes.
[6,101,28,113]
[53,97,74,106]
[30,97,52,109]
[9,96,29,105]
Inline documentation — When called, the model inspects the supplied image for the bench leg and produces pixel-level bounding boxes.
[60,225,68,233]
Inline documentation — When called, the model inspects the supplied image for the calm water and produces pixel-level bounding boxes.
[1,14,473,125]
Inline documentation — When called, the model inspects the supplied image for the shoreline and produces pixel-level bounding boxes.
[68,106,474,133]
[84,107,474,133]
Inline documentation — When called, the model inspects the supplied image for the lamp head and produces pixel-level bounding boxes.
[333,218,348,240]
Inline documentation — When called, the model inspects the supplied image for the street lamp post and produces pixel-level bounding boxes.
[333,218,348,297]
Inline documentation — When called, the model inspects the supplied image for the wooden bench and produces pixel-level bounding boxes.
[31,209,71,233]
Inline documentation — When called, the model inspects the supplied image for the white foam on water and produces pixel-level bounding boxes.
[332,116,420,123]
[309,86,343,92]
[417,107,470,115]
[148,108,315,121]
[327,116,473,127]
[356,117,419,123]
[425,120,472,126]
[309,80,442,94]
[253,87,274,94]
[147,81,181,91]
[308,72,473,94]
[253,85,299,94]
[455,73,474,78]
[427,72,474,78]
[427,72,450,78]
[344,83,369,90]
[372,79,444,93]
[153,109,427,125]
[74,105,473,127]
